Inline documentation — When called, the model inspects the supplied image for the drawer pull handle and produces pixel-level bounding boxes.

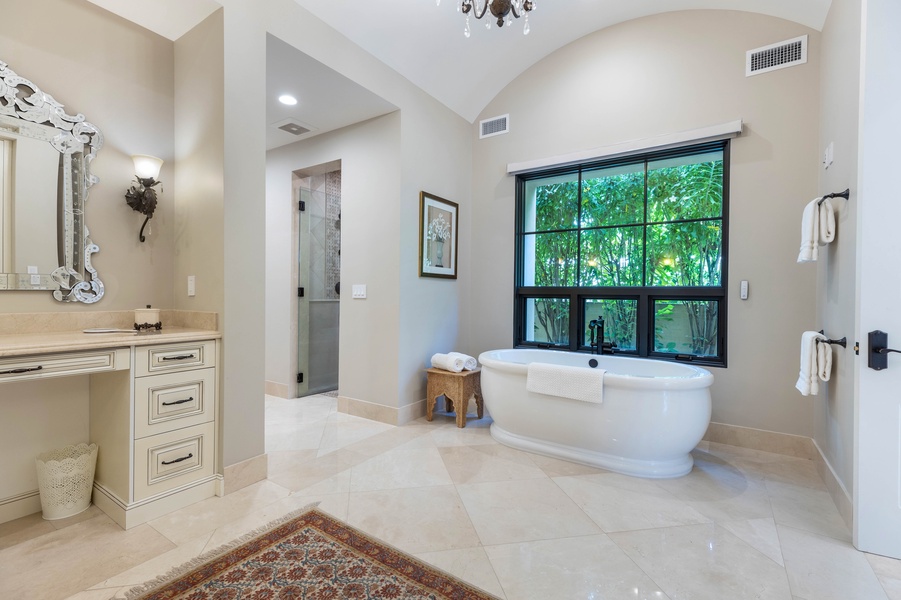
[162,396,194,407]
[0,365,43,375]
[161,453,194,466]
[161,354,197,362]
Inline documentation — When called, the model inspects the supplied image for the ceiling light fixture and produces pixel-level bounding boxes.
[439,0,535,37]
[278,94,298,106]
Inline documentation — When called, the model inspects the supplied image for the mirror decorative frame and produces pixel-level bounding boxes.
[0,60,104,303]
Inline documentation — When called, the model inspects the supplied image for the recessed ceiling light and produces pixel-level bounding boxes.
[278,94,298,106]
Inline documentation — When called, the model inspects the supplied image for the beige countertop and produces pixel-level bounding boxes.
[0,327,221,359]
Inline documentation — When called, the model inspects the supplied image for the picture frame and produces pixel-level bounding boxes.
[419,191,458,279]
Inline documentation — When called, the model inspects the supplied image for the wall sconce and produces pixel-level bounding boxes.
[125,154,163,242]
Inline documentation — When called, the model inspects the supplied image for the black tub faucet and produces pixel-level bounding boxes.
[588,317,617,355]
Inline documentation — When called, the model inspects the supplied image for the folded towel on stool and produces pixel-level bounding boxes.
[448,352,477,370]
[431,353,464,373]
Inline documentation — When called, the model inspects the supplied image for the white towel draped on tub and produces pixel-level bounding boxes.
[797,198,836,262]
[795,331,832,396]
[526,362,605,404]
[431,353,464,373]
[447,352,477,370]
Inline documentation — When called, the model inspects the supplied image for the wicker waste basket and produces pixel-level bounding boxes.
[35,443,98,520]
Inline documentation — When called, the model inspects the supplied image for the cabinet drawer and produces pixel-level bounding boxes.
[136,340,216,376]
[134,422,214,501]
[135,368,215,439]
[0,348,129,383]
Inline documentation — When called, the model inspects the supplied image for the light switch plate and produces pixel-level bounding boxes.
[352,284,367,299]
[187,275,196,297]
[740,280,749,300]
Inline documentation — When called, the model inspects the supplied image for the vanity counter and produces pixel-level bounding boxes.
[0,327,221,358]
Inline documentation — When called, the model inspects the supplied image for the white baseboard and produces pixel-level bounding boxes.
[703,421,817,459]
[337,396,425,426]
[812,439,853,531]
[265,380,292,398]
[223,453,268,495]
[704,421,852,531]
[0,490,41,524]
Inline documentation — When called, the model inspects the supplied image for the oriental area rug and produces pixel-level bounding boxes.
[122,506,499,600]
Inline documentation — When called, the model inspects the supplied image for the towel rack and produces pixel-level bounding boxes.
[817,330,847,348]
[817,188,850,206]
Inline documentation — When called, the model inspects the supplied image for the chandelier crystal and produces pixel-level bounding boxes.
[440,0,535,37]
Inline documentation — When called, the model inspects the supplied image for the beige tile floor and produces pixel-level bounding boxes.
[2,394,901,599]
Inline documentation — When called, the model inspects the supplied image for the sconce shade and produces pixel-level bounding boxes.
[132,154,163,181]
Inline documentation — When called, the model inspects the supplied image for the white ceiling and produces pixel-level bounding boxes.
[87,0,832,127]
[265,35,398,150]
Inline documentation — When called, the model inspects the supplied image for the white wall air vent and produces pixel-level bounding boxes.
[480,114,509,139]
[746,35,808,77]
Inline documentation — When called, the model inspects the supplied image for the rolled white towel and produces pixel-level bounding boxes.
[448,352,477,371]
[431,353,464,373]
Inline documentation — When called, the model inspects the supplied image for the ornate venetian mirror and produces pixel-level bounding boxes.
[0,59,104,303]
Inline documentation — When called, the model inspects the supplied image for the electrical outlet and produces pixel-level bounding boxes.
[823,142,834,169]
[352,284,367,299]
[187,275,196,297]
[740,280,749,300]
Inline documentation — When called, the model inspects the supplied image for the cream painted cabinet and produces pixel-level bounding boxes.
[90,339,220,529]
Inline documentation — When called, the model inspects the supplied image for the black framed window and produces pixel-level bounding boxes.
[514,141,729,366]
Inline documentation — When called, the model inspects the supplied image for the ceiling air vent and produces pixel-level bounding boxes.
[480,114,509,139]
[746,35,808,77]
[277,121,311,136]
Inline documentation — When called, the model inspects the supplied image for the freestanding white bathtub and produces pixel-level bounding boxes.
[478,348,713,478]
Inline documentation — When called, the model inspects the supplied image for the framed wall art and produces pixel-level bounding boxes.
[419,191,458,279]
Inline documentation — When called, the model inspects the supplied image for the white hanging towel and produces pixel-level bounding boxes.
[795,331,827,396]
[817,339,833,382]
[447,352,477,370]
[431,353,464,373]
[526,362,605,404]
[797,198,836,262]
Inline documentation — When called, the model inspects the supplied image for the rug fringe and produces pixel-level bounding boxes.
[117,501,321,600]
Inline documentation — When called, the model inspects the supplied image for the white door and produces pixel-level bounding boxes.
[853,0,901,558]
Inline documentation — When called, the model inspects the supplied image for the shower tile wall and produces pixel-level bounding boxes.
[307,171,341,301]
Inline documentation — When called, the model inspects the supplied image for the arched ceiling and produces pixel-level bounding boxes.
[291,0,832,122]
[86,0,832,123]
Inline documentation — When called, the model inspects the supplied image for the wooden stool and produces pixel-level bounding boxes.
[426,367,483,428]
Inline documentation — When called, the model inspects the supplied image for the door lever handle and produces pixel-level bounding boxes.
[868,330,901,370]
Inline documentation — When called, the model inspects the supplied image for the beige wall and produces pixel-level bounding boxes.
[0,0,175,515]
[815,0,861,495]
[173,11,225,317]
[397,100,474,410]
[0,0,176,312]
[470,10,822,437]
[174,10,227,467]
[257,0,473,419]
[266,113,403,407]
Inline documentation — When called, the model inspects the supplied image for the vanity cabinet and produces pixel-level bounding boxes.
[90,338,220,529]
[0,329,221,530]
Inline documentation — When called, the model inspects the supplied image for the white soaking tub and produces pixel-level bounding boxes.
[478,348,713,478]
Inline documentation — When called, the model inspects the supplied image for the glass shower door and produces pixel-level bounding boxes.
[296,176,340,397]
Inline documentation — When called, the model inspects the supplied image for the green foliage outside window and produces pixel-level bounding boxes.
[520,147,725,358]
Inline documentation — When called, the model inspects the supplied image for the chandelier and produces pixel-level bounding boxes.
[440,0,536,37]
